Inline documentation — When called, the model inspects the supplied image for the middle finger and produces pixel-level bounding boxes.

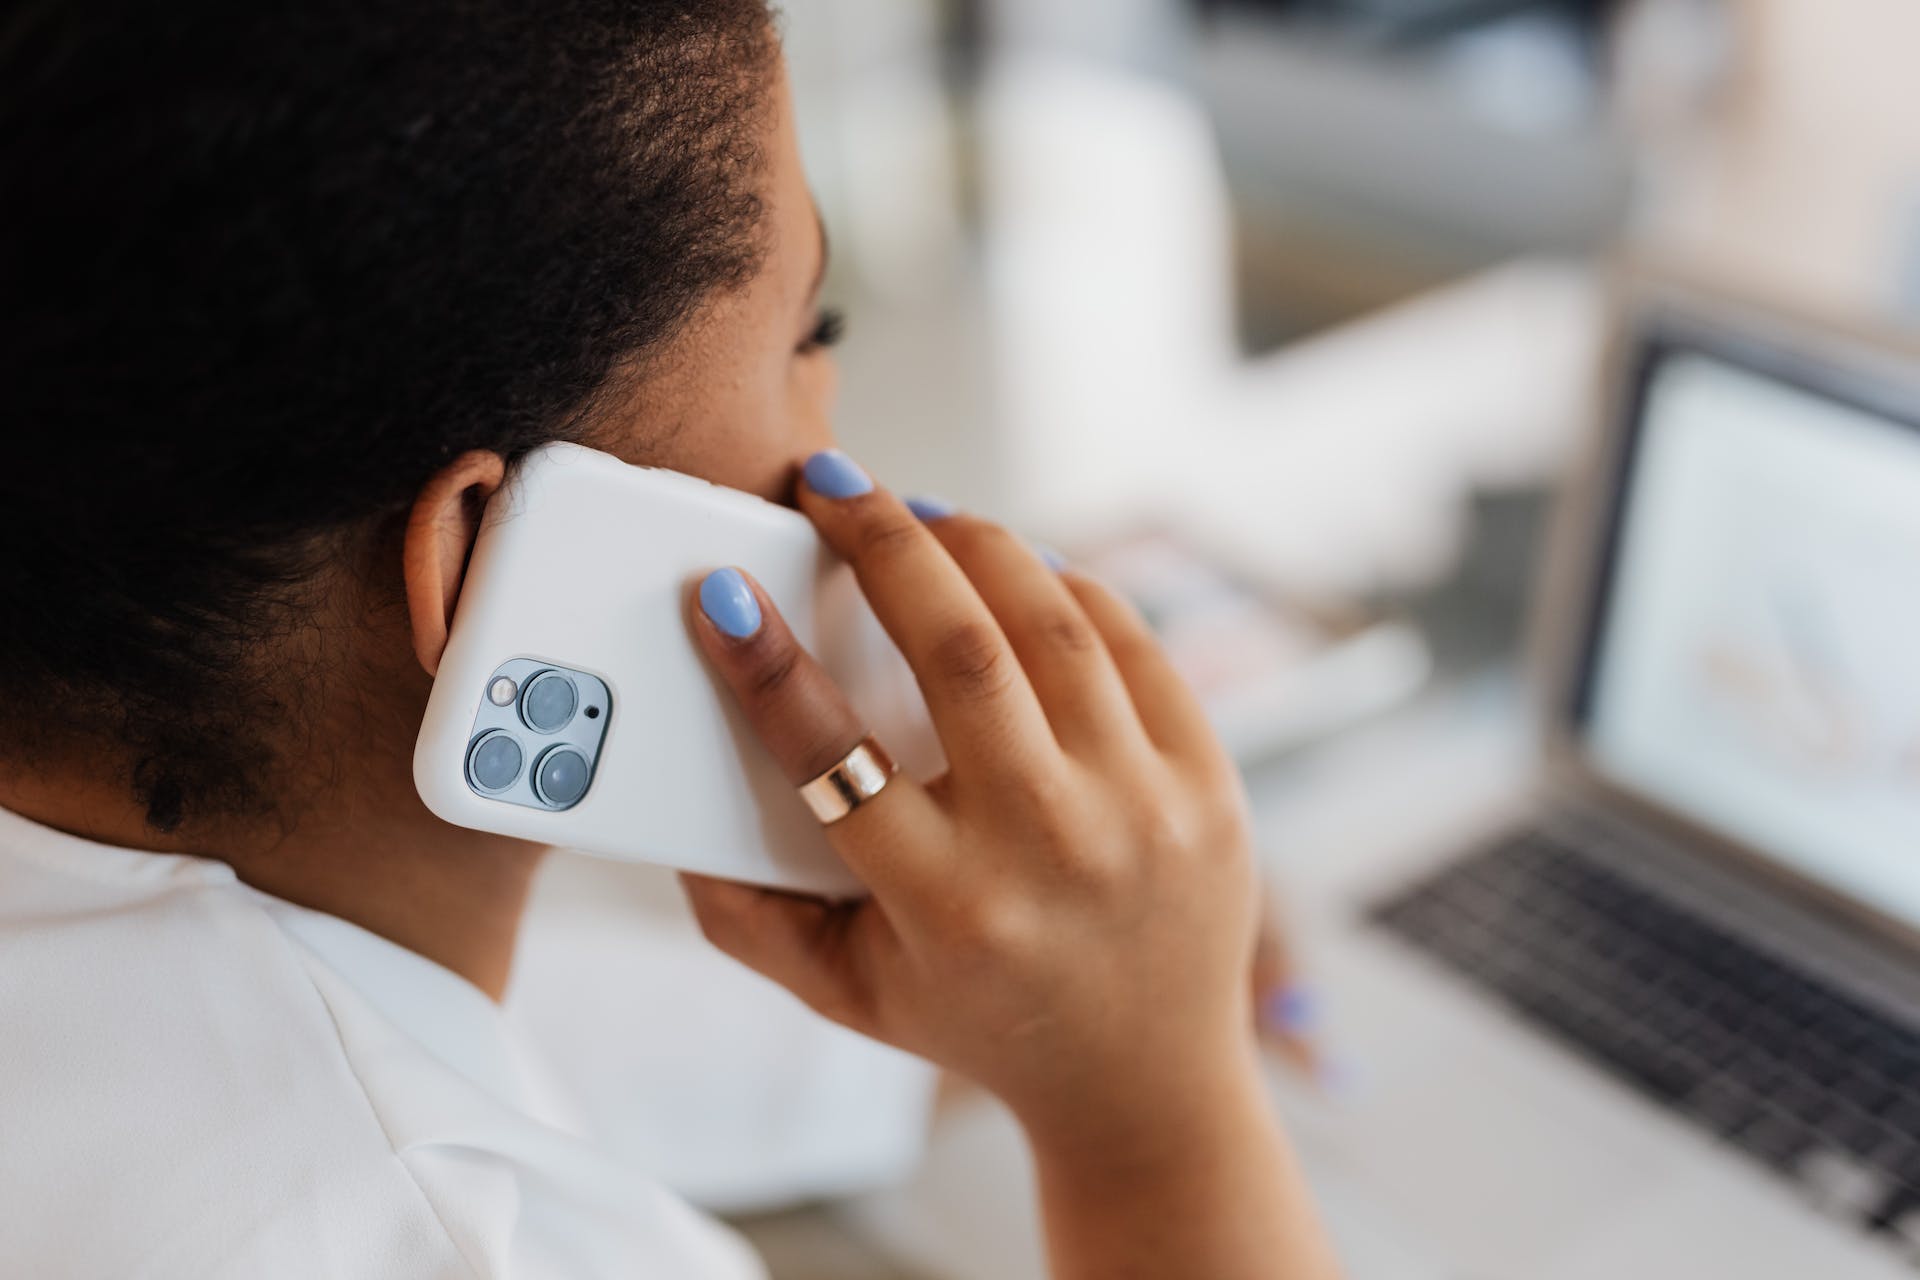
[911,508,1148,763]
[795,450,1057,783]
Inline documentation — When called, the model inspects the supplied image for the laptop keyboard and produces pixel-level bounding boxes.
[1370,824,1920,1258]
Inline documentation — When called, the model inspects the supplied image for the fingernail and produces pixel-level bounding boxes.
[1261,984,1314,1035]
[698,567,762,639]
[906,494,956,522]
[1035,543,1068,573]
[802,449,874,499]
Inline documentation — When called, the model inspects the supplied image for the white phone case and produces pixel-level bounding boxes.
[413,442,938,896]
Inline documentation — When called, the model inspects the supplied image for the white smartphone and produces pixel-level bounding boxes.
[413,442,938,896]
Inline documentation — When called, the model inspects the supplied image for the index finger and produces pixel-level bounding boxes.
[795,450,1056,780]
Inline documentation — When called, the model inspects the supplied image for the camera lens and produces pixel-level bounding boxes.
[532,745,591,809]
[465,730,523,794]
[520,671,578,733]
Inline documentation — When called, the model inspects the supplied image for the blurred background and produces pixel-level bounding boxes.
[513,2,1920,1275]
[791,0,1920,742]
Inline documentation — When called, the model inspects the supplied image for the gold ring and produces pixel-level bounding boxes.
[798,735,898,825]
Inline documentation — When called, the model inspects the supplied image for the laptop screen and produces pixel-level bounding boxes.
[1575,334,1920,928]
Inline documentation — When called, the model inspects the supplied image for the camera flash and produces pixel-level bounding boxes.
[488,676,518,706]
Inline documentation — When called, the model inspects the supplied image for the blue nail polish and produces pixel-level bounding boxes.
[802,449,874,499]
[1261,984,1314,1035]
[699,568,762,639]
[906,494,956,522]
[1035,543,1068,573]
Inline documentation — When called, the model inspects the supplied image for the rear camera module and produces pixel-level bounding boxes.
[532,745,591,809]
[520,670,578,733]
[465,730,523,794]
[465,658,609,808]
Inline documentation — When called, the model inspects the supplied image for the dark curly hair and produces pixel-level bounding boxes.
[0,0,777,830]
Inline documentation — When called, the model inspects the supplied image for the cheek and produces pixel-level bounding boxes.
[629,358,839,502]
[715,355,838,477]
[794,352,839,438]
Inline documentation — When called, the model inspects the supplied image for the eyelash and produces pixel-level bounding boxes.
[800,306,845,353]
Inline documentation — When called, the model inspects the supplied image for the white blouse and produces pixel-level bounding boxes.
[0,804,933,1277]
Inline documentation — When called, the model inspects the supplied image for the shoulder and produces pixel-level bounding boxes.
[0,821,765,1280]
[0,828,488,1277]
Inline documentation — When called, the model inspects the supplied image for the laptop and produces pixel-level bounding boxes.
[1298,281,1920,1278]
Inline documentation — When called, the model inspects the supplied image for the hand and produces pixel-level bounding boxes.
[681,451,1339,1279]
[930,864,1319,1111]
[680,454,1261,1143]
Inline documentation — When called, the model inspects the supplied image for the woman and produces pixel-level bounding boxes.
[0,2,1339,1276]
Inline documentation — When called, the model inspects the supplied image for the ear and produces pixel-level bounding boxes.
[404,450,507,677]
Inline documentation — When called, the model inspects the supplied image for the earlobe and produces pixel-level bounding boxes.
[404,450,507,677]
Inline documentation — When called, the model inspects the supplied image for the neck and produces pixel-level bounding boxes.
[0,751,544,1002]
[225,795,547,1003]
